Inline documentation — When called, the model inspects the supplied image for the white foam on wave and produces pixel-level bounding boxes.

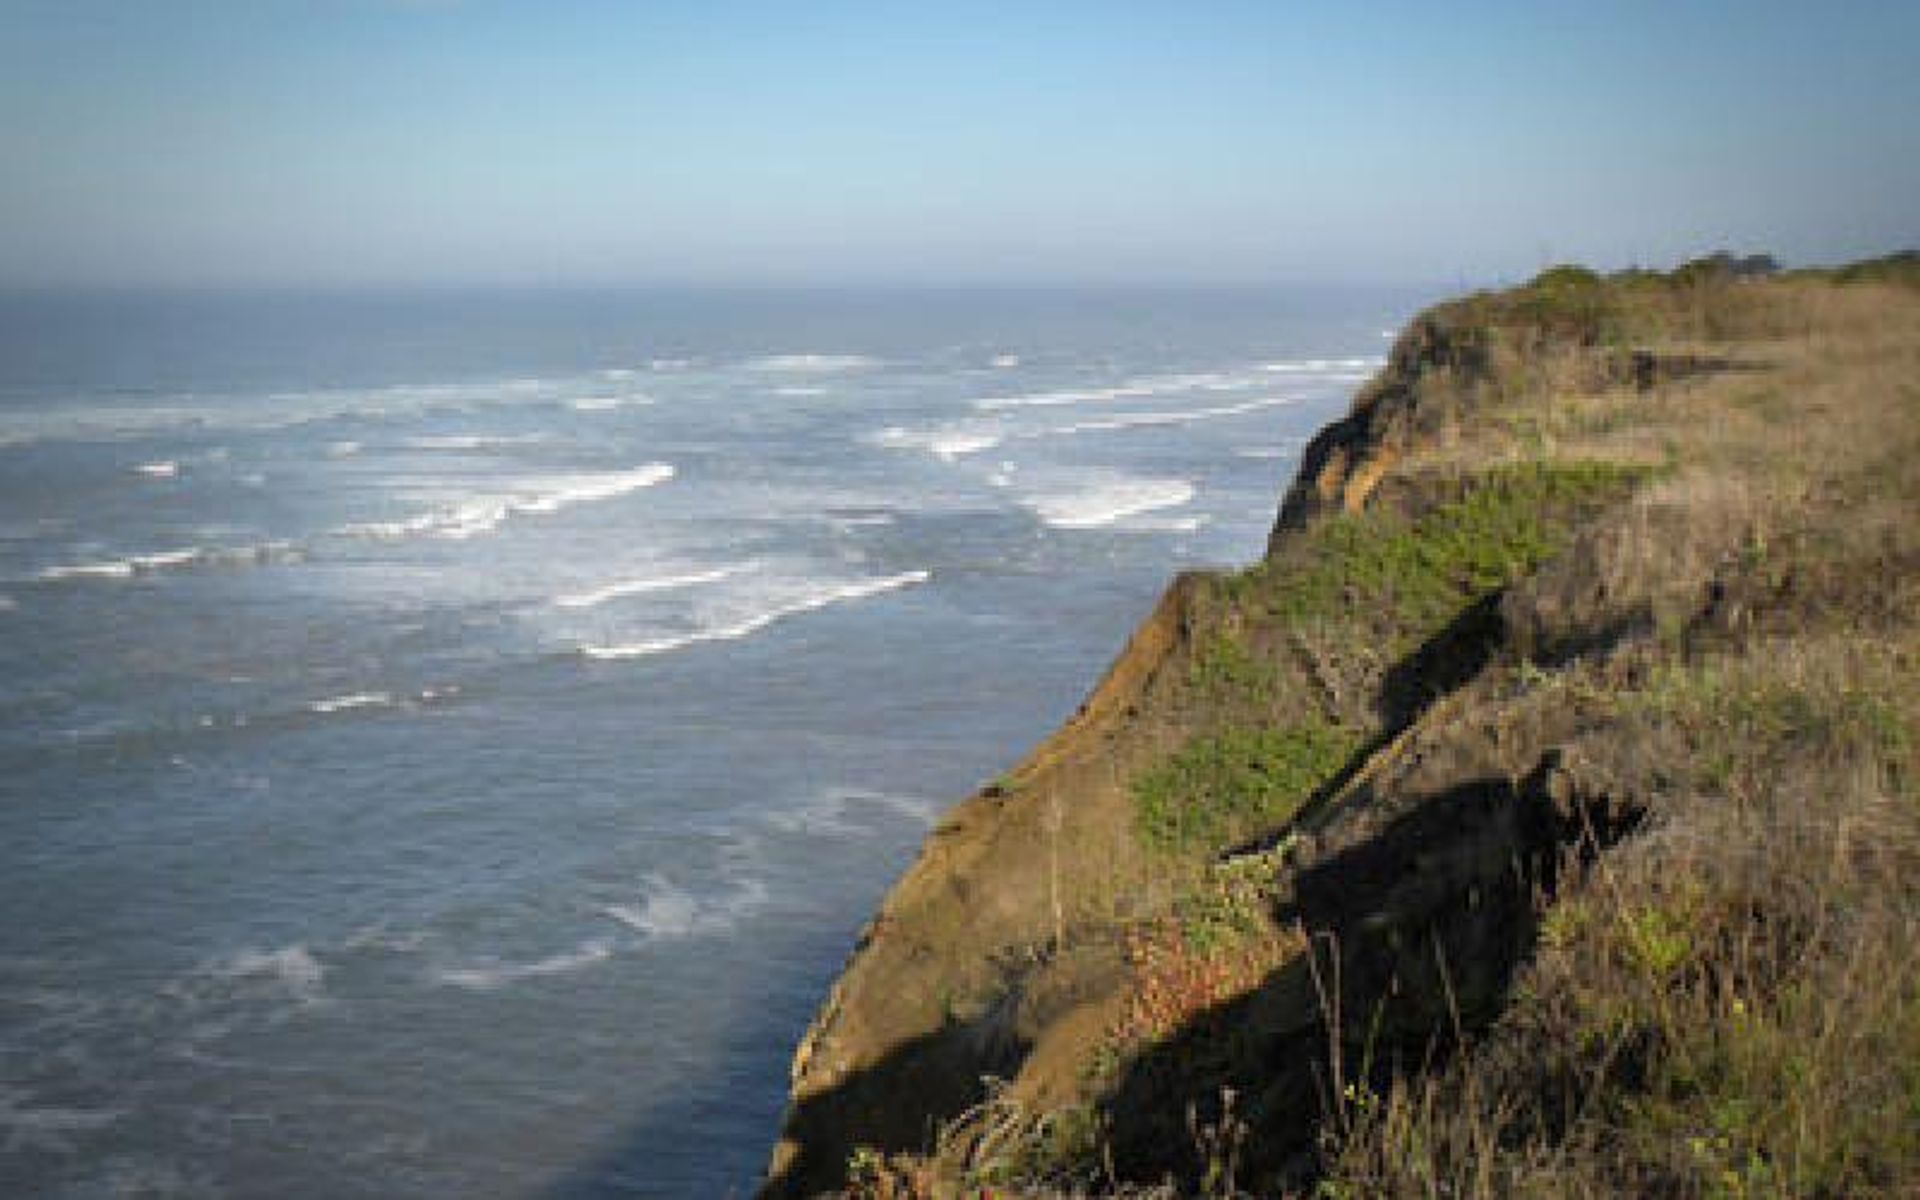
[973,384,1136,411]
[401,434,548,451]
[338,462,675,541]
[305,685,457,716]
[436,939,614,991]
[340,922,432,955]
[326,440,362,458]
[765,788,940,839]
[1260,356,1385,373]
[265,381,465,406]
[0,384,395,447]
[128,548,201,571]
[307,691,393,715]
[599,367,637,380]
[602,871,769,941]
[567,395,636,412]
[0,594,14,612]
[1046,394,1296,437]
[1126,513,1209,534]
[38,559,134,581]
[773,385,828,397]
[437,852,769,990]
[972,371,1256,412]
[1024,477,1196,530]
[207,944,327,1004]
[578,569,931,661]
[867,424,1004,461]
[552,564,748,610]
[746,353,880,373]
[135,460,178,479]
[335,500,502,541]
[35,541,301,583]
[991,353,1021,368]
[872,396,1293,466]
[516,464,676,514]
[1,363,685,449]
[1236,442,1305,460]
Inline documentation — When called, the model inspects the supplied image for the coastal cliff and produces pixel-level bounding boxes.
[766,255,1920,1197]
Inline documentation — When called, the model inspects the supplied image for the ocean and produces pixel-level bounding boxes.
[0,285,1426,1196]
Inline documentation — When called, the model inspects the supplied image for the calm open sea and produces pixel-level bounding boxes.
[0,285,1426,1196]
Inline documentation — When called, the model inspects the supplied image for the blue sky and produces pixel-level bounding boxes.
[2,0,1915,286]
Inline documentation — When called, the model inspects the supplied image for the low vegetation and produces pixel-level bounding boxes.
[1237,459,1644,640]
[1134,723,1361,856]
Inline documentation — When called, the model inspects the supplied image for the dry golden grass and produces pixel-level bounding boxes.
[1322,716,1919,1198]
[1315,274,1920,1198]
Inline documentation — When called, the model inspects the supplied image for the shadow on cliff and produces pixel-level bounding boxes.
[757,757,1645,1196]
[1103,759,1646,1191]
[1376,591,1505,728]
[763,1002,1030,1197]
[1234,588,1510,855]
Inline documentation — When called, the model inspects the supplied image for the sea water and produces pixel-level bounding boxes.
[0,286,1427,1196]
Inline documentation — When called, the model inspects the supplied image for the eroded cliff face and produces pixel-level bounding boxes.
[766,262,1920,1197]
[767,573,1216,1194]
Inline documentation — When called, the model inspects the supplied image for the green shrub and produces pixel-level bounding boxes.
[1232,460,1644,655]
[1135,721,1362,855]
[1188,631,1279,704]
[1530,263,1603,291]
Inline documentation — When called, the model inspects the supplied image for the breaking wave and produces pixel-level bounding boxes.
[337,463,674,541]
[972,371,1258,412]
[1259,356,1384,373]
[1045,394,1295,437]
[35,541,301,582]
[577,570,931,661]
[306,692,393,715]
[400,434,550,452]
[435,940,614,991]
[602,871,769,941]
[552,564,749,610]
[764,788,939,839]
[745,354,880,373]
[867,424,1005,460]
[1022,477,1196,530]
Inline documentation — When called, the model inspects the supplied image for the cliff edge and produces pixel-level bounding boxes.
[766,255,1920,1197]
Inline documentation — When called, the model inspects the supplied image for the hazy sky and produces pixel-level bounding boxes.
[3,0,1916,287]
